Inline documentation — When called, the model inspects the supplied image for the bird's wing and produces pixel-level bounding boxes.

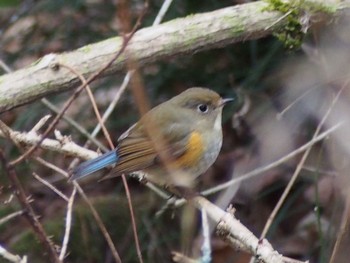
[108,121,191,177]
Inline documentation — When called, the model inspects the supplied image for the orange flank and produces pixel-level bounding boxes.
[173,131,204,168]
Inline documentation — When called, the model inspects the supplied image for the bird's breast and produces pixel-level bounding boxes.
[172,131,204,169]
[184,128,223,178]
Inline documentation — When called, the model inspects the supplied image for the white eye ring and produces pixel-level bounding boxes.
[197,104,208,113]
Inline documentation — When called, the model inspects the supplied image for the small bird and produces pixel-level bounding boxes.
[70,87,233,187]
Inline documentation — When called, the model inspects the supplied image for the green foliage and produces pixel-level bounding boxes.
[264,0,337,49]
[264,0,305,49]
[0,0,20,7]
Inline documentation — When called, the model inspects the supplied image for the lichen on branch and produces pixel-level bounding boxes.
[263,0,338,49]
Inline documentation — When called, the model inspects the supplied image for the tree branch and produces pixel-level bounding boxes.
[189,196,306,263]
[0,0,345,112]
[0,119,98,160]
[0,117,343,263]
[0,151,61,263]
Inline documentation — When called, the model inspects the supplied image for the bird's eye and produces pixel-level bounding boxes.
[197,104,208,113]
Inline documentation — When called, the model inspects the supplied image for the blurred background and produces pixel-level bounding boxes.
[0,0,349,263]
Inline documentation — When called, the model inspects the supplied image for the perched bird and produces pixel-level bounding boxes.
[70,87,233,187]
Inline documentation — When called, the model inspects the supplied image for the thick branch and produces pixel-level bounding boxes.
[191,196,306,263]
[0,0,344,112]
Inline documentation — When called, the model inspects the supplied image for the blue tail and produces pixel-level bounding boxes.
[70,150,118,181]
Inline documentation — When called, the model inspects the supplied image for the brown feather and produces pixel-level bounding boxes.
[110,135,157,176]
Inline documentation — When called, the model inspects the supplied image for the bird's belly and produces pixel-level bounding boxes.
[188,132,222,177]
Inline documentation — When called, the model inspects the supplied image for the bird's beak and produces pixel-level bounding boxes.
[219,97,234,107]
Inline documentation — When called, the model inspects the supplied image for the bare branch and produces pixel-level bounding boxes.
[0,245,27,263]
[0,120,98,161]
[8,0,147,166]
[41,98,108,152]
[0,0,344,112]
[73,182,122,263]
[59,186,77,261]
[32,172,69,202]
[0,210,24,226]
[201,121,344,196]
[260,84,348,240]
[190,196,306,263]
[0,150,61,263]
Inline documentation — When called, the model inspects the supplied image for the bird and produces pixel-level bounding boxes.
[70,87,233,187]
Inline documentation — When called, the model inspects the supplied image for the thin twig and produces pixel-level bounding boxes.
[121,175,143,261]
[59,186,77,260]
[32,172,69,202]
[329,195,350,263]
[201,121,344,196]
[41,98,108,152]
[171,252,198,263]
[54,63,124,262]
[6,5,148,258]
[35,157,68,177]
[67,70,132,171]
[0,101,121,262]
[9,0,145,166]
[10,77,92,165]
[0,120,98,160]
[88,70,133,145]
[0,58,12,73]
[156,121,345,214]
[22,154,123,263]
[276,85,319,120]
[260,85,346,240]
[152,0,174,26]
[30,115,52,133]
[0,150,61,263]
[189,196,305,263]
[201,208,211,263]
[0,55,108,154]
[73,2,171,263]
[302,165,338,176]
[0,244,27,263]
[58,62,115,150]
[0,210,24,226]
[264,9,293,30]
[74,182,123,263]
